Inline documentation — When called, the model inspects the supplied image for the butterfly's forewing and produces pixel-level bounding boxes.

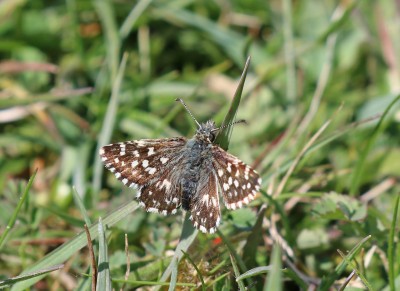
[137,163,184,215]
[212,146,261,210]
[100,137,187,214]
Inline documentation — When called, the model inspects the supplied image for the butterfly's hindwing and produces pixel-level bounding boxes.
[137,169,183,215]
[189,169,221,234]
[212,146,261,210]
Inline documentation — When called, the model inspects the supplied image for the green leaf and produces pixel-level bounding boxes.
[214,56,251,150]
[229,207,257,229]
[312,192,367,221]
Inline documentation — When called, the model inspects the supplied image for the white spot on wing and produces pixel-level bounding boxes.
[161,179,171,191]
[202,194,210,205]
[142,160,149,168]
[211,197,217,207]
[148,147,155,156]
[132,160,138,168]
[160,157,169,164]
[145,167,157,175]
[218,169,224,177]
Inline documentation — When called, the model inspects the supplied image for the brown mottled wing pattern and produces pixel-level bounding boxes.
[189,169,221,234]
[100,137,187,214]
[211,145,261,210]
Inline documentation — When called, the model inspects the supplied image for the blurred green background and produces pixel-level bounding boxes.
[0,0,399,290]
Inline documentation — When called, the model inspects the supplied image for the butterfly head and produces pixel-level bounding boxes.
[196,120,217,143]
[175,98,246,143]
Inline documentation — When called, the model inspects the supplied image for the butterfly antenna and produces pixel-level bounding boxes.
[211,119,247,132]
[175,98,201,128]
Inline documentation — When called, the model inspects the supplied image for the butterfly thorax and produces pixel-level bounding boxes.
[181,121,216,210]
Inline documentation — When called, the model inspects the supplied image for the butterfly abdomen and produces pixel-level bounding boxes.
[181,138,213,210]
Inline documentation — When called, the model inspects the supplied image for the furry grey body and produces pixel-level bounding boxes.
[181,138,213,210]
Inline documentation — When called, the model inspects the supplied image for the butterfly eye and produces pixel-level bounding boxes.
[209,132,216,142]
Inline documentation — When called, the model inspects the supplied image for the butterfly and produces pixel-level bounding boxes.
[100,98,261,233]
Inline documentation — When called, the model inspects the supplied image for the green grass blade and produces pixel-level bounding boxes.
[217,229,247,273]
[96,218,112,291]
[94,0,120,80]
[337,249,373,290]
[230,254,246,291]
[350,94,400,196]
[155,212,198,290]
[0,88,93,109]
[214,56,250,150]
[72,187,92,227]
[0,264,64,288]
[242,206,267,268]
[0,170,37,249]
[152,7,266,67]
[319,235,371,290]
[264,244,282,291]
[181,251,205,291]
[388,194,400,291]
[236,266,273,282]
[11,202,139,290]
[92,53,129,195]
[119,0,153,40]
[111,279,196,288]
